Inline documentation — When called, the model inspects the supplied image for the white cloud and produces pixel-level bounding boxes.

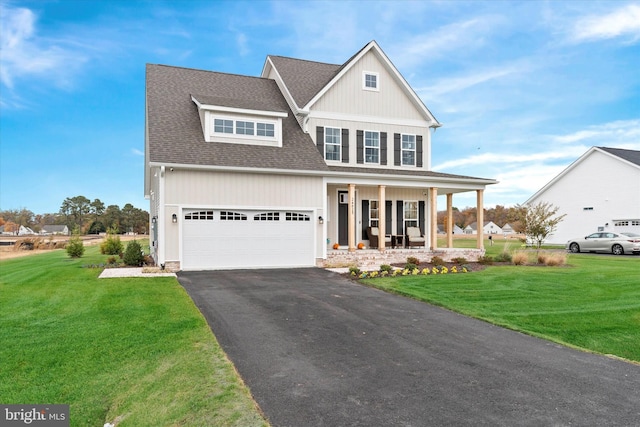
[0,4,87,90]
[131,148,144,156]
[550,119,640,146]
[570,3,640,43]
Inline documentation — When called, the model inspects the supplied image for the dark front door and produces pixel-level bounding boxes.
[338,191,348,245]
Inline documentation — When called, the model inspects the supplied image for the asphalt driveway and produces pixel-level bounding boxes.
[178,268,640,426]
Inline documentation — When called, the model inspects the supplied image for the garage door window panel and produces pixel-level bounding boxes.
[255,212,280,221]
[221,211,247,221]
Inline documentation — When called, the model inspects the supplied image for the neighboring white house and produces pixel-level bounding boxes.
[41,225,70,235]
[145,41,497,270]
[501,223,516,235]
[1,225,36,236]
[464,221,502,235]
[525,146,640,244]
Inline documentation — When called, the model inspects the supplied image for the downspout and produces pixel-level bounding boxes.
[158,166,166,267]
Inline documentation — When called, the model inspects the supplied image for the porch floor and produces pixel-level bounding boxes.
[321,247,485,271]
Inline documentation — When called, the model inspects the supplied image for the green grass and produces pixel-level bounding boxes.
[437,235,563,257]
[364,254,640,362]
[0,246,267,427]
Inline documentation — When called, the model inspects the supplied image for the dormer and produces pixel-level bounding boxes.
[191,94,288,148]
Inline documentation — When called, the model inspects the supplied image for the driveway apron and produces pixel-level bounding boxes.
[178,268,640,427]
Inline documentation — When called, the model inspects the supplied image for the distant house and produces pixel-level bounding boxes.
[501,223,516,235]
[41,225,70,236]
[525,146,640,244]
[464,221,502,235]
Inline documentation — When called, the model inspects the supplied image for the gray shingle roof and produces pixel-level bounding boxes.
[146,64,328,171]
[267,55,341,107]
[599,147,640,167]
[327,166,492,181]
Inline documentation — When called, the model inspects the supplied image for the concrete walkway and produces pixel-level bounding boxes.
[98,267,176,278]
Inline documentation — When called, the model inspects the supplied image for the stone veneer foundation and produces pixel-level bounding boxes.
[320,248,485,270]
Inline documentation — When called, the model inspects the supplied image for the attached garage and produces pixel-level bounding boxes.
[181,208,315,270]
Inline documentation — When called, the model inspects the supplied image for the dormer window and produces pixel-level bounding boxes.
[363,71,379,91]
[192,95,287,148]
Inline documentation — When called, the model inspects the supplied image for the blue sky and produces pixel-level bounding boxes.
[1,0,639,214]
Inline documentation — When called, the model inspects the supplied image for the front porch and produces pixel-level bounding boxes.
[320,247,485,270]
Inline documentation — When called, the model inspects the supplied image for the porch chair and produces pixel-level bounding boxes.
[406,227,426,248]
[367,227,392,248]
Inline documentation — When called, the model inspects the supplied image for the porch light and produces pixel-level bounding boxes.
[172,214,178,223]
[318,216,324,224]
[151,216,157,224]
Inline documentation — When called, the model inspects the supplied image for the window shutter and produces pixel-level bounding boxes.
[396,200,404,235]
[316,127,324,156]
[394,133,401,166]
[419,200,426,235]
[380,132,387,165]
[385,201,392,235]
[362,200,369,240]
[341,129,349,163]
[356,130,364,164]
[416,135,423,168]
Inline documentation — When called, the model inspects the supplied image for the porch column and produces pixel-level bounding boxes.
[378,185,386,251]
[476,189,484,249]
[430,187,438,250]
[348,183,356,252]
[446,193,453,248]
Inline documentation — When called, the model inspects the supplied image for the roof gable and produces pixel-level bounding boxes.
[525,146,640,204]
[264,41,440,127]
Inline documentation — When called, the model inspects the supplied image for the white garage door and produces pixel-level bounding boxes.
[182,209,315,270]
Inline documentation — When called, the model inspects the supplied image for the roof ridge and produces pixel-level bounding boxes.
[146,63,271,81]
[267,55,341,67]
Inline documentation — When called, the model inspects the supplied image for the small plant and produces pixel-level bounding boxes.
[494,252,512,263]
[404,262,418,270]
[106,256,118,265]
[406,256,420,265]
[512,251,529,265]
[100,227,123,255]
[478,255,494,265]
[349,266,361,276]
[430,256,445,266]
[123,240,144,266]
[452,257,467,264]
[66,233,85,258]
[379,264,393,273]
[541,251,567,266]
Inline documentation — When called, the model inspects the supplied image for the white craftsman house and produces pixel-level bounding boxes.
[145,41,497,270]
[525,146,640,244]
[464,221,502,235]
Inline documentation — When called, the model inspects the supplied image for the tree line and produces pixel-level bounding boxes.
[0,195,149,235]
[437,204,522,232]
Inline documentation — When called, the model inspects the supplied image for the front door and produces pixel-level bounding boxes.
[338,191,348,245]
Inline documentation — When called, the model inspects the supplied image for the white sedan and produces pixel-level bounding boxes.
[566,232,640,255]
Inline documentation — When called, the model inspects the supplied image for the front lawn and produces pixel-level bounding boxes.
[0,246,267,427]
[363,254,640,363]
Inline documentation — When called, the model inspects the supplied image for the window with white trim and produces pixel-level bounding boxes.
[214,119,233,134]
[257,123,275,137]
[325,127,341,161]
[404,201,418,229]
[363,71,379,91]
[236,121,254,135]
[401,134,416,166]
[369,200,379,228]
[365,131,379,164]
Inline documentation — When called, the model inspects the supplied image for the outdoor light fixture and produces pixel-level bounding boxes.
[318,216,324,224]
[151,216,157,224]
[172,214,178,223]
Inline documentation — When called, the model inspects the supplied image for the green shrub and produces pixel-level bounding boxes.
[379,264,393,273]
[100,233,123,255]
[123,240,144,266]
[494,252,512,263]
[406,256,420,265]
[430,256,445,266]
[404,262,418,270]
[478,255,494,265]
[452,257,468,264]
[349,266,361,276]
[106,256,118,265]
[66,235,85,258]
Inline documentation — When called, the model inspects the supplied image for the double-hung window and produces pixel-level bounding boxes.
[257,123,274,137]
[365,131,379,164]
[404,201,418,229]
[401,134,416,166]
[363,71,379,91]
[325,127,341,161]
